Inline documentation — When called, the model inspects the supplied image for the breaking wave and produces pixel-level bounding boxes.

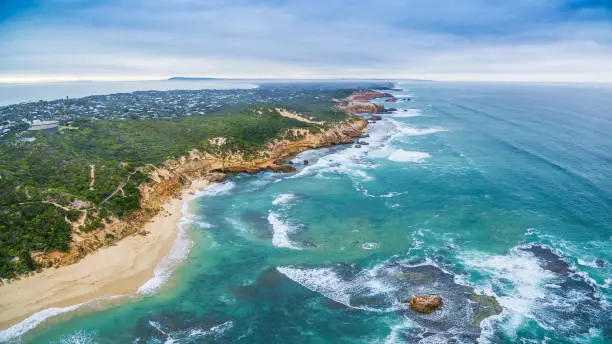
[387,109,423,118]
[147,320,233,343]
[198,181,236,197]
[53,329,98,344]
[0,304,86,342]
[459,242,610,343]
[388,150,431,163]
[288,116,444,187]
[272,193,297,206]
[268,211,302,250]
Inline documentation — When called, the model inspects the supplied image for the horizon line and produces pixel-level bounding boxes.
[1,76,611,85]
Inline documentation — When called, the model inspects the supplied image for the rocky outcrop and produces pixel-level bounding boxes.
[520,245,571,275]
[341,102,385,114]
[469,295,502,328]
[347,91,393,102]
[32,117,367,269]
[385,97,398,102]
[339,90,395,114]
[408,295,443,314]
[369,115,382,122]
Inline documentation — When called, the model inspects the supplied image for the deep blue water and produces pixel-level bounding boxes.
[3,82,611,343]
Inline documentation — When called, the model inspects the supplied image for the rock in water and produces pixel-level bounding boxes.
[369,115,382,121]
[520,245,571,274]
[270,165,297,173]
[470,295,502,328]
[408,295,443,314]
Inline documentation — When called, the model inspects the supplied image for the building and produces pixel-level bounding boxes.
[27,120,59,132]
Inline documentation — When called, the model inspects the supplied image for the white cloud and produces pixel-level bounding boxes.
[1,0,611,82]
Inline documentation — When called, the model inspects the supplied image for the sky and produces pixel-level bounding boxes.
[1,0,611,83]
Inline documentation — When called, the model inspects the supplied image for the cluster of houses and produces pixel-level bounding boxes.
[0,87,328,140]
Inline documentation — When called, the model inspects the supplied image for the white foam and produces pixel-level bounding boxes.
[198,181,235,196]
[385,118,445,136]
[0,304,85,341]
[285,116,403,183]
[198,221,214,229]
[138,189,199,294]
[268,211,302,250]
[55,329,99,344]
[358,187,405,199]
[154,320,234,344]
[388,109,422,118]
[384,316,419,344]
[286,119,405,181]
[277,265,399,312]
[272,193,297,206]
[362,242,379,250]
[277,267,353,306]
[388,150,431,163]
[459,248,555,338]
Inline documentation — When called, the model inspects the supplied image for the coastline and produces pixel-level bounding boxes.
[0,100,375,339]
[0,178,210,332]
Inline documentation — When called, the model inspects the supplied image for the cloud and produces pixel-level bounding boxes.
[1,0,611,82]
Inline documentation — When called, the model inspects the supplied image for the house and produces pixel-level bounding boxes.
[27,120,59,132]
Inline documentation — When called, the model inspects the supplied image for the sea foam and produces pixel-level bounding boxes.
[388,109,423,118]
[199,181,236,196]
[138,187,202,295]
[268,211,302,250]
[148,320,234,343]
[0,304,85,342]
[459,247,554,340]
[388,150,431,163]
[272,193,297,206]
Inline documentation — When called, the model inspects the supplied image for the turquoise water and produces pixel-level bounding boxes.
[5,82,612,343]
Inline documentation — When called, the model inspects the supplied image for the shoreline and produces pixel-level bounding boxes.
[0,178,210,334]
[0,100,374,339]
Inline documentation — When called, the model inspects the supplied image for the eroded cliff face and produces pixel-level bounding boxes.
[32,117,367,268]
[341,102,385,114]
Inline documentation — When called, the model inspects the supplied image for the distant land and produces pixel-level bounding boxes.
[167,77,218,81]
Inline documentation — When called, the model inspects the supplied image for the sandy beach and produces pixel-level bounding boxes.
[0,179,210,330]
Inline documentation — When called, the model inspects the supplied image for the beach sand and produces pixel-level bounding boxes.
[0,179,210,330]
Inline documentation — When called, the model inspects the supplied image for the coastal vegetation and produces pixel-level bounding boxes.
[0,84,386,279]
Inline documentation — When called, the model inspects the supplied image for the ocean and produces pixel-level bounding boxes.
[3,82,611,343]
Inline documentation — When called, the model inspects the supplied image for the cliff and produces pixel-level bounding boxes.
[347,91,393,102]
[341,102,385,114]
[31,117,367,268]
[339,90,393,114]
